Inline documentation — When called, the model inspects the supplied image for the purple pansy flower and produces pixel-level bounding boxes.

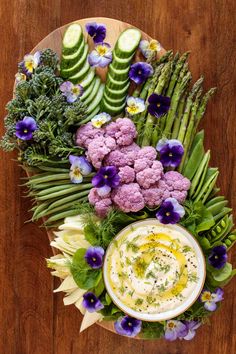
[88,43,112,68]
[156,197,185,224]
[20,51,41,76]
[92,166,120,197]
[82,292,104,313]
[199,288,224,311]
[208,245,228,269]
[85,246,105,269]
[156,138,184,168]
[60,81,83,103]
[15,116,37,140]
[69,155,92,184]
[129,62,153,85]
[164,320,188,341]
[180,321,201,340]
[147,93,171,118]
[85,22,106,43]
[114,316,142,337]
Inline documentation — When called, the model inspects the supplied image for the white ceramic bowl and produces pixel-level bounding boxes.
[103,219,206,321]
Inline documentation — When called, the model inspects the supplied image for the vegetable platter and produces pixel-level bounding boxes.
[1,17,235,340]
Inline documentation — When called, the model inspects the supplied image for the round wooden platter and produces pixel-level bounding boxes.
[29,17,166,336]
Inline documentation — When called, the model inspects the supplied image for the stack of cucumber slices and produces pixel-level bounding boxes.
[60,23,104,120]
[101,28,141,116]
[60,24,142,118]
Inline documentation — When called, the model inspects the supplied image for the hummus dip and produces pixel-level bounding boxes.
[103,219,206,321]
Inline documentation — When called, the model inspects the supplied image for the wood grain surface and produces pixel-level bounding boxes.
[0,1,235,353]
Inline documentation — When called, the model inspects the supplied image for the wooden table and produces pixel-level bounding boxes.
[0,1,235,353]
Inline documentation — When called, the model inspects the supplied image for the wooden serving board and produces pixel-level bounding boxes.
[29,17,166,336]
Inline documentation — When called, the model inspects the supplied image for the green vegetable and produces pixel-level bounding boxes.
[182,138,204,180]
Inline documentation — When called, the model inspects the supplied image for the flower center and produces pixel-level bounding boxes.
[92,257,97,262]
[157,103,161,107]
[169,152,173,157]
[168,322,175,329]
[202,292,212,301]
[166,212,171,216]
[214,255,219,259]
[90,299,94,303]
[149,41,158,51]
[128,322,132,327]
[73,167,81,177]
[72,87,80,95]
[104,175,108,179]
[23,129,28,133]
[97,46,107,56]
[138,70,142,75]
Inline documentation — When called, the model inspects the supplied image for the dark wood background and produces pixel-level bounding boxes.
[0,1,235,353]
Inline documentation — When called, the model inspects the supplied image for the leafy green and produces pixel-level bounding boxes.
[70,248,102,290]
[181,200,215,235]
[140,322,164,339]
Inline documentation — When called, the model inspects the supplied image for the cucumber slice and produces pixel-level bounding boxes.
[62,23,83,55]
[79,69,95,89]
[61,38,85,68]
[112,50,134,69]
[80,78,96,101]
[61,44,89,78]
[83,77,101,106]
[114,28,141,58]
[86,105,100,121]
[103,91,126,107]
[104,81,130,99]
[100,99,126,116]
[106,72,129,90]
[87,84,104,114]
[68,60,90,83]
[109,63,130,81]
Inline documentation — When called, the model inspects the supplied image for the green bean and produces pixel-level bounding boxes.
[36,183,92,201]
[32,201,50,219]
[44,209,83,225]
[47,190,90,210]
[27,173,70,185]
[182,138,204,180]
[28,180,72,190]
[35,184,82,197]
[189,150,210,197]
[37,166,70,173]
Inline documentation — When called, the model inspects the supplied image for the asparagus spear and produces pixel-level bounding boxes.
[171,91,187,139]
[141,61,173,146]
[178,87,203,172]
[166,52,190,97]
[163,68,192,138]
[177,76,204,143]
[136,63,165,143]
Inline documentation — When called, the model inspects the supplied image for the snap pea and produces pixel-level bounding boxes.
[208,201,229,216]
[189,150,210,197]
[223,231,236,250]
[206,187,221,202]
[194,171,219,203]
[207,215,233,243]
[182,138,204,180]
[213,207,232,222]
[205,196,226,208]
[36,183,92,201]
[189,129,205,153]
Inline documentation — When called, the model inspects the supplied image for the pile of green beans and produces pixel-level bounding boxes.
[24,164,94,227]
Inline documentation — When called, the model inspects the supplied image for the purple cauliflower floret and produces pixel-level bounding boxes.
[137,146,157,161]
[141,187,164,208]
[88,188,112,218]
[104,142,140,168]
[163,171,191,191]
[112,183,145,212]
[118,166,135,184]
[134,158,153,172]
[86,136,116,169]
[136,160,163,189]
[119,143,141,165]
[76,123,105,148]
[105,118,137,146]
[170,190,188,203]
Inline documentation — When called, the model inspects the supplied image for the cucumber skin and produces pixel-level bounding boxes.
[61,39,85,69]
[62,30,84,56]
[106,73,129,90]
[100,99,126,116]
[104,81,130,99]
[80,78,96,102]
[60,45,88,78]
[114,28,141,58]
[83,78,101,106]
[109,64,130,81]
[79,70,96,89]
[87,84,105,114]
[103,91,126,107]
[67,61,90,82]
[111,51,134,69]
